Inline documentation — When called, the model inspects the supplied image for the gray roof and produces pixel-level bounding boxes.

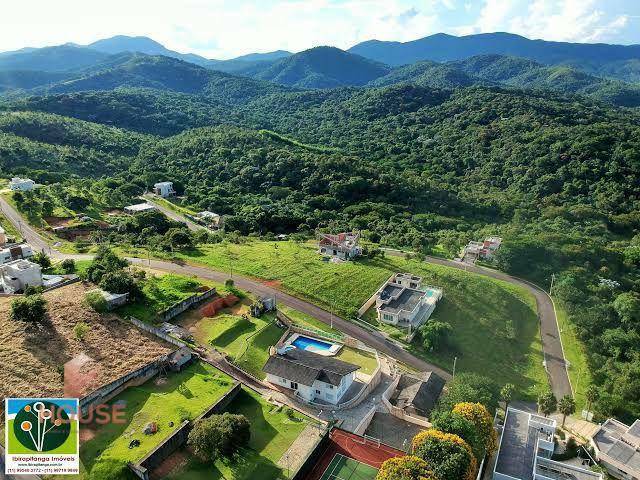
[379,288,424,314]
[380,284,402,301]
[393,372,445,415]
[594,418,640,474]
[495,409,537,480]
[262,348,359,387]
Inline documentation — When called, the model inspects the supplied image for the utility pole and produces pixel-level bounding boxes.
[452,356,458,379]
[549,273,555,295]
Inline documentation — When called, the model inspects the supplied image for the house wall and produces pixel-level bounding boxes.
[9,180,34,191]
[592,443,638,480]
[265,372,355,405]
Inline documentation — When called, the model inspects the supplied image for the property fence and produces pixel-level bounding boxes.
[129,382,242,480]
[276,309,344,341]
[157,287,217,323]
[79,357,167,415]
[129,316,188,348]
[353,405,377,436]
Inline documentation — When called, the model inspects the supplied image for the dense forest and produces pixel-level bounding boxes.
[0,43,639,421]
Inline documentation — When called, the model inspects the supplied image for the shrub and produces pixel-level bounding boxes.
[73,322,90,341]
[10,294,47,323]
[419,320,452,351]
[84,291,108,313]
[99,271,138,296]
[412,429,477,480]
[438,373,501,414]
[376,456,435,480]
[225,278,235,288]
[187,413,250,462]
[431,410,484,461]
[32,251,51,269]
[61,259,76,274]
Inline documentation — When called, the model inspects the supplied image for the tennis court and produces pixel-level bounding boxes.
[319,453,379,480]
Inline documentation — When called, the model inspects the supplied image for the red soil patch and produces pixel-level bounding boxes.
[199,294,240,317]
[149,449,190,480]
[44,216,74,227]
[261,279,282,289]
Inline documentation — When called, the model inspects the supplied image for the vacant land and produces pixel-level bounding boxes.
[162,387,316,480]
[80,362,234,480]
[0,282,173,400]
[118,272,210,323]
[174,240,546,398]
[0,211,21,241]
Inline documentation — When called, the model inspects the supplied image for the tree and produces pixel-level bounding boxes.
[452,403,498,456]
[87,247,128,283]
[187,413,250,462]
[500,383,516,411]
[412,429,477,480]
[585,384,599,413]
[10,294,47,323]
[99,271,138,296]
[613,292,640,328]
[438,373,501,414]
[430,410,484,461]
[538,390,557,417]
[32,251,51,269]
[419,321,452,351]
[558,395,576,426]
[164,228,194,251]
[376,456,436,480]
[61,259,75,274]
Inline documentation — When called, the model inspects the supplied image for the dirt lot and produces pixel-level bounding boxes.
[0,282,173,400]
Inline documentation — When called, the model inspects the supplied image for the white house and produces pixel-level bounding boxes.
[0,227,6,246]
[9,177,35,191]
[263,347,359,405]
[494,407,602,480]
[591,417,640,480]
[317,232,362,260]
[0,244,34,265]
[375,273,442,328]
[196,211,223,228]
[124,203,156,215]
[0,259,42,293]
[464,236,503,262]
[153,182,175,198]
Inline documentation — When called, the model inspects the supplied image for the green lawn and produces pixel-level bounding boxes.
[554,299,592,412]
[148,195,197,217]
[118,273,209,323]
[0,211,22,242]
[164,387,315,480]
[78,362,234,480]
[170,240,546,399]
[335,347,378,376]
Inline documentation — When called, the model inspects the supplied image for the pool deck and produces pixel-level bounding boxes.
[286,332,343,356]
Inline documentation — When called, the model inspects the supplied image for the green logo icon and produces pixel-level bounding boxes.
[13,401,71,452]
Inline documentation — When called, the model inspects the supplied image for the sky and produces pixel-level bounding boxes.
[2,0,639,59]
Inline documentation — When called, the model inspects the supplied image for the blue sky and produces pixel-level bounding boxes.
[2,0,639,58]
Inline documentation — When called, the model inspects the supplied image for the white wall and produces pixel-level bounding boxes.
[266,371,355,405]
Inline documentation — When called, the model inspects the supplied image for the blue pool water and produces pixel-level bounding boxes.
[292,336,334,351]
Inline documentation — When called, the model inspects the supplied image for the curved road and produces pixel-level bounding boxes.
[0,196,571,398]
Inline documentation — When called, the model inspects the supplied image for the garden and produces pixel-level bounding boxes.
[161,387,318,480]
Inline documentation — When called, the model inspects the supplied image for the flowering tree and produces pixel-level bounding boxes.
[452,402,498,456]
[376,456,436,480]
[412,429,477,480]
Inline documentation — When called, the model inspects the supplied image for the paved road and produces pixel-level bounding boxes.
[141,195,203,232]
[0,195,571,398]
[383,248,572,400]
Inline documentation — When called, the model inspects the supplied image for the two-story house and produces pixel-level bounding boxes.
[375,273,442,328]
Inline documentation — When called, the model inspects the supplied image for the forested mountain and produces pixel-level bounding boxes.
[0,45,109,72]
[349,32,640,77]
[250,46,391,88]
[369,54,640,107]
[0,70,71,93]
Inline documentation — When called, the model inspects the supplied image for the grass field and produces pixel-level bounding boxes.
[0,211,21,241]
[554,299,592,412]
[171,240,546,399]
[118,273,209,323]
[78,362,234,480]
[164,387,315,480]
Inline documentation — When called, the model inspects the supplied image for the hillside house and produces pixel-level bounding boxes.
[0,244,33,264]
[9,177,35,191]
[263,347,359,405]
[494,407,602,480]
[196,211,223,228]
[153,181,175,198]
[318,232,362,260]
[375,273,442,328]
[464,236,503,262]
[0,259,42,293]
[390,371,445,418]
[591,418,640,480]
[124,203,156,215]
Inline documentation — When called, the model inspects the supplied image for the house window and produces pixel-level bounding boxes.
[329,385,334,389]
[316,389,321,394]
[290,382,298,390]
[383,314,394,322]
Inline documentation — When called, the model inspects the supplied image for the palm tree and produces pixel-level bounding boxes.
[501,383,516,411]
[585,385,599,413]
[558,395,576,426]
[538,390,557,417]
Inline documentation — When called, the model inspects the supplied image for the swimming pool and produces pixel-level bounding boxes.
[292,335,334,352]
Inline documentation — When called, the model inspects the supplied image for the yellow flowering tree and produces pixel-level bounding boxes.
[452,402,498,455]
[412,429,478,480]
[376,456,436,480]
